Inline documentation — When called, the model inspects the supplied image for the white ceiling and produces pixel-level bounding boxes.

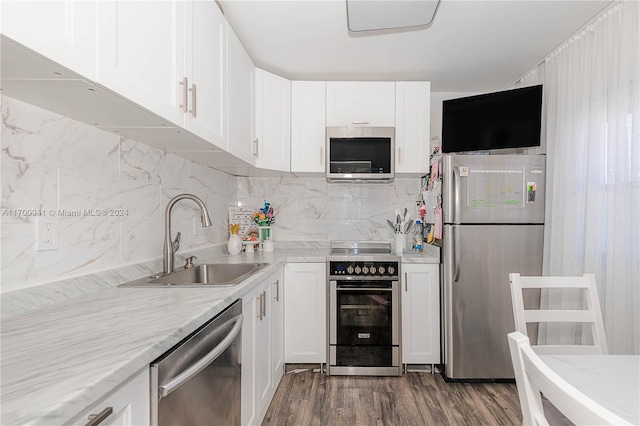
[220,0,612,92]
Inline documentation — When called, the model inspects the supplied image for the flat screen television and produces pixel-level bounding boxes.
[442,85,543,153]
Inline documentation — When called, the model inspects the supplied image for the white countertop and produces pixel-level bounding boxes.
[0,250,318,425]
[1,247,438,425]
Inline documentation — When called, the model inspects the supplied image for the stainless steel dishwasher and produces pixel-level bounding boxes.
[150,300,242,426]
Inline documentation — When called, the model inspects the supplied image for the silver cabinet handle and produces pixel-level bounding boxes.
[189,83,197,117]
[262,290,267,317]
[159,314,243,398]
[398,147,402,165]
[258,293,263,320]
[320,147,323,166]
[274,279,280,302]
[404,273,408,292]
[179,77,188,113]
[85,407,113,426]
[253,138,259,157]
[352,120,369,125]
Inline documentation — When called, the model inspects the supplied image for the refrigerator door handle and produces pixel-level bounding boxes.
[453,166,461,224]
[453,225,461,282]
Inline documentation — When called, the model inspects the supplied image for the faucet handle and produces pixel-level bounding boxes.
[185,255,197,269]
[172,232,181,253]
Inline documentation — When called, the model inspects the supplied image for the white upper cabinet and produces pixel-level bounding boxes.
[254,68,291,171]
[227,26,255,165]
[1,0,96,79]
[326,82,395,127]
[96,0,226,150]
[96,1,186,126]
[395,82,431,174]
[291,81,326,173]
[183,0,226,148]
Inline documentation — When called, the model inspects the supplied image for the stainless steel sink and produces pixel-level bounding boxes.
[119,263,269,287]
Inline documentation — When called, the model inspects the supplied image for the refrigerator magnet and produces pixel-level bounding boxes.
[527,182,536,203]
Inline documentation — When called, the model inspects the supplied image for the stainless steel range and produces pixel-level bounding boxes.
[327,241,402,376]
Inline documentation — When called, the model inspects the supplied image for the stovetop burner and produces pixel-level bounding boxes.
[327,241,400,265]
[329,241,393,256]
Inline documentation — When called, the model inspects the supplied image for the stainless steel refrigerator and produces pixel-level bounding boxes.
[441,154,545,380]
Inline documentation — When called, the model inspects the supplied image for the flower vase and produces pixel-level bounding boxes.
[395,233,406,255]
[258,226,273,251]
[227,234,242,255]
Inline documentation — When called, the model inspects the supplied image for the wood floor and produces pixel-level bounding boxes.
[263,369,522,426]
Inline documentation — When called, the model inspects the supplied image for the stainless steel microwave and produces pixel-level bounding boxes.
[326,127,395,182]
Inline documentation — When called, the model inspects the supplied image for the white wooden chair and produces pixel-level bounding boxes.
[508,331,630,425]
[509,273,608,355]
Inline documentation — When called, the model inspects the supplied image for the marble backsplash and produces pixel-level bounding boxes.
[237,176,422,242]
[2,95,424,294]
[1,96,237,293]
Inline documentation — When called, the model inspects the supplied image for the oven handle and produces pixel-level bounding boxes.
[158,314,243,399]
[336,287,394,292]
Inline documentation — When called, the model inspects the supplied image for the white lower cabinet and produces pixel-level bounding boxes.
[241,266,284,426]
[401,263,440,365]
[70,367,149,426]
[283,263,327,363]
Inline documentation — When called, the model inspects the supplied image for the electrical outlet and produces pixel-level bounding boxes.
[36,217,59,251]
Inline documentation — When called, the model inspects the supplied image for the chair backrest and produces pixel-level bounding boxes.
[508,331,629,426]
[509,273,608,355]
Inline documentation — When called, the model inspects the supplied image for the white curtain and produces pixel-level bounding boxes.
[515,1,640,354]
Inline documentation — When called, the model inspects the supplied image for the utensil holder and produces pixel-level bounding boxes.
[395,234,406,255]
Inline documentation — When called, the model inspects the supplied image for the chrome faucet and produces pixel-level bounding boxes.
[163,194,212,274]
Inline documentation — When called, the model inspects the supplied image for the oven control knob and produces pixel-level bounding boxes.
[369,267,375,275]
[378,266,385,275]
[388,266,395,275]
[354,266,361,274]
[362,266,369,274]
[347,265,354,274]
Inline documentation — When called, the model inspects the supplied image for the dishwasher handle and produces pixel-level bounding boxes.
[159,314,243,399]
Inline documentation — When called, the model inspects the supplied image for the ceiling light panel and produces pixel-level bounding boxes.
[346,0,440,32]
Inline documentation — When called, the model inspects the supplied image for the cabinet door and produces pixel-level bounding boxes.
[1,1,96,79]
[326,82,395,127]
[184,0,226,149]
[227,26,256,165]
[241,286,267,426]
[395,82,431,174]
[96,0,185,126]
[284,263,327,363]
[254,68,291,171]
[255,289,272,423]
[269,269,285,395]
[70,368,149,426]
[402,263,440,364]
[291,81,326,173]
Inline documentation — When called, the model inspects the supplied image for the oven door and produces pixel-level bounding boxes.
[329,279,399,368]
